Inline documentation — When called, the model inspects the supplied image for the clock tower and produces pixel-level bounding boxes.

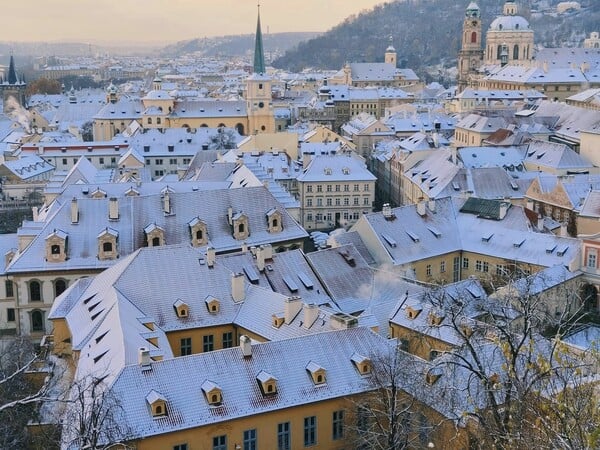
[457,2,483,93]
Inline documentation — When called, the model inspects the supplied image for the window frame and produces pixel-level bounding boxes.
[304,415,317,447]
[180,337,192,356]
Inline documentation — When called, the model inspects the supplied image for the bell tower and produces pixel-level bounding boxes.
[385,36,397,67]
[246,3,274,135]
[457,2,483,93]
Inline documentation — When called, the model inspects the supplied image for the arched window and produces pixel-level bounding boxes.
[238,223,245,234]
[155,405,163,415]
[152,237,161,247]
[103,242,113,252]
[55,279,67,297]
[497,45,503,59]
[156,117,162,125]
[272,218,278,228]
[236,123,245,135]
[31,310,44,332]
[513,45,519,60]
[196,230,203,240]
[51,244,61,255]
[147,118,152,125]
[30,281,42,302]
[471,31,477,43]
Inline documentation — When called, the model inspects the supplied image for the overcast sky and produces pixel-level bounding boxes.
[2,0,385,44]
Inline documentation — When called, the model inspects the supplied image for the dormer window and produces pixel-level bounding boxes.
[91,188,107,199]
[188,217,208,247]
[205,296,220,314]
[272,313,284,328]
[306,361,327,385]
[174,299,189,318]
[45,229,68,262]
[428,310,445,326]
[144,223,165,247]
[266,208,283,233]
[232,212,250,240]
[425,368,443,385]
[351,353,371,375]
[201,380,223,406]
[405,305,422,320]
[97,227,118,260]
[146,390,167,417]
[256,370,278,396]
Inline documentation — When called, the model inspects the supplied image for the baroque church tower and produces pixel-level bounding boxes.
[246,4,275,135]
[457,2,483,93]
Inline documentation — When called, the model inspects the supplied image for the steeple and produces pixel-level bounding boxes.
[8,54,18,85]
[253,3,266,75]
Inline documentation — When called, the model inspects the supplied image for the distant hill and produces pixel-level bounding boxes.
[159,32,321,59]
[272,0,600,73]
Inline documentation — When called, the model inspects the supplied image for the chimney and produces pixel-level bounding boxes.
[70,198,79,224]
[303,152,312,168]
[32,206,39,222]
[560,222,568,237]
[231,272,245,302]
[138,347,151,369]
[284,296,303,324]
[416,201,426,216]
[537,214,544,232]
[240,335,252,358]
[256,246,265,272]
[382,203,392,219]
[303,303,319,329]
[428,199,436,213]
[109,197,119,220]
[241,241,248,253]
[227,207,233,225]
[163,191,171,214]
[262,244,273,260]
[543,61,549,73]
[206,247,216,268]
[499,202,508,220]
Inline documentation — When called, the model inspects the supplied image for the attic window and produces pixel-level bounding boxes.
[428,310,445,326]
[482,232,493,242]
[146,390,167,418]
[350,353,371,375]
[425,368,443,385]
[201,380,223,406]
[173,299,189,318]
[306,361,327,385]
[256,370,278,396]
[272,312,285,328]
[557,245,569,257]
[205,296,220,314]
[406,305,422,319]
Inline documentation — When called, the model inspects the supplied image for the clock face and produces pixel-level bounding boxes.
[472,20,478,26]
[258,101,265,108]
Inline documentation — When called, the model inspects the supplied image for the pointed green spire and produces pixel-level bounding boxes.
[8,54,18,85]
[253,3,266,74]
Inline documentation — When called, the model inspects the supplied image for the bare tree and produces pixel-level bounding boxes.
[420,272,600,450]
[59,374,135,450]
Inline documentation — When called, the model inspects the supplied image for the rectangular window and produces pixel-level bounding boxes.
[307,185,313,193]
[354,184,359,192]
[364,184,370,191]
[326,185,332,192]
[169,158,177,165]
[304,416,317,446]
[363,197,370,206]
[475,260,482,272]
[344,184,349,192]
[335,185,340,192]
[306,198,313,207]
[462,257,469,269]
[483,261,489,273]
[213,435,226,450]
[316,185,322,193]
[426,264,432,276]
[5,280,14,298]
[174,445,188,450]
[496,265,505,276]
[587,252,597,268]
[353,198,359,206]
[155,159,163,165]
[440,261,446,273]
[180,337,192,356]
[111,157,116,164]
[344,198,349,206]
[222,332,233,349]
[278,422,291,450]
[317,198,323,207]
[326,198,332,206]
[335,198,341,206]
[243,429,257,450]
[307,213,313,222]
[333,410,344,440]
[99,157,104,164]
[203,334,214,352]
[7,308,15,322]
[62,158,67,165]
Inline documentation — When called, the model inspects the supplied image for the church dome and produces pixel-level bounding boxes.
[489,15,530,31]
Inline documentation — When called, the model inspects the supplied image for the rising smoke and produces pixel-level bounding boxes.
[4,95,32,134]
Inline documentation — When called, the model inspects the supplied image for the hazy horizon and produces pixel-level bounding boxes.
[1,0,385,45]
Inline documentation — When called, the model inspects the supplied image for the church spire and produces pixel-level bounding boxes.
[8,54,18,85]
[253,3,266,74]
